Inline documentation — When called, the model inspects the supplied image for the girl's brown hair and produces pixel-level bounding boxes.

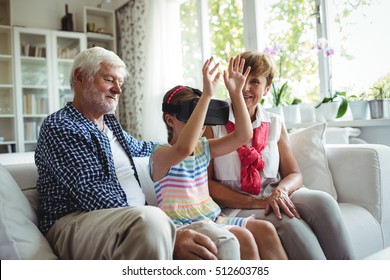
[162,86,198,143]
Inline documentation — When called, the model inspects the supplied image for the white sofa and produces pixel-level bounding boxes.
[1,124,390,259]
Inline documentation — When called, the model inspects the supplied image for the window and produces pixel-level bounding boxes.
[329,0,390,98]
[179,0,390,103]
[262,0,320,104]
[180,0,203,88]
[180,0,244,99]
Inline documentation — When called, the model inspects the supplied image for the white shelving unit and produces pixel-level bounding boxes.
[13,27,53,152]
[0,0,14,153]
[0,3,116,153]
[83,6,116,52]
[13,27,86,152]
[52,30,87,109]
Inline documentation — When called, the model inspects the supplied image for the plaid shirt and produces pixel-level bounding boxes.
[35,103,155,235]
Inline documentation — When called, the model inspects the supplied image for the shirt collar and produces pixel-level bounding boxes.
[65,102,117,132]
[227,99,271,128]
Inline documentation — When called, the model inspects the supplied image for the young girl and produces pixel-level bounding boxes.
[150,55,287,260]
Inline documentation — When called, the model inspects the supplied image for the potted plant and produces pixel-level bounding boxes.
[263,44,288,120]
[270,81,288,107]
[283,96,302,125]
[348,92,370,120]
[266,81,288,120]
[368,83,389,119]
[315,91,348,121]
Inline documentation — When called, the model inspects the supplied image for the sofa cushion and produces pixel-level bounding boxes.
[134,157,158,206]
[0,163,57,260]
[289,122,338,199]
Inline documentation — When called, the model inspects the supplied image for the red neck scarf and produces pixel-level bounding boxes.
[225,120,269,195]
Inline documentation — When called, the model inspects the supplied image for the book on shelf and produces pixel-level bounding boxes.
[23,93,36,115]
[24,94,48,115]
[24,120,37,141]
[21,44,46,57]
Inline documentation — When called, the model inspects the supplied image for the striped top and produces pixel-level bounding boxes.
[152,137,250,227]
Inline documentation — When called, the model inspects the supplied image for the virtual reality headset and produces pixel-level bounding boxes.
[162,87,229,125]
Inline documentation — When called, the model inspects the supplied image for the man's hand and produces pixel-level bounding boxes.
[173,228,218,260]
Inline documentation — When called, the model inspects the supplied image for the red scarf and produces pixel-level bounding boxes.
[225,121,269,195]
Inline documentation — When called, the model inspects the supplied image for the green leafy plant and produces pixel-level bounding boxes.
[347,92,368,101]
[290,97,302,105]
[369,83,389,100]
[315,91,348,118]
[270,81,288,107]
[264,45,292,107]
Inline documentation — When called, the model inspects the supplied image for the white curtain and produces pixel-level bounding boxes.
[117,0,184,142]
[141,0,184,142]
[116,0,147,140]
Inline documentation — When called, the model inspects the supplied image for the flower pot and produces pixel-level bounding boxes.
[369,99,389,119]
[386,99,390,119]
[266,106,284,122]
[299,103,316,123]
[283,104,301,125]
[349,100,370,120]
[316,101,340,121]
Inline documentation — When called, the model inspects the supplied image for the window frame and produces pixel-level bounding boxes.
[193,0,333,100]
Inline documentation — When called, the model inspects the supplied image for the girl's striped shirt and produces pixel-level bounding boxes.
[151,137,251,228]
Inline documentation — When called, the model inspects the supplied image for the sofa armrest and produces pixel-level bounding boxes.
[0,152,36,190]
[2,163,38,191]
[326,144,390,226]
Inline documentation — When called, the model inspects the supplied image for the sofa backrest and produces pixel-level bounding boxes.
[0,153,159,209]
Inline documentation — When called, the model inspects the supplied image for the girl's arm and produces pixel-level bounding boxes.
[151,57,220,181]
[209,55,252,159]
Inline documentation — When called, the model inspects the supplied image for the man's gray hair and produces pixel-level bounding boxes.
[70,46,129,87]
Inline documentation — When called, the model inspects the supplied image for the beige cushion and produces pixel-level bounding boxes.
[289,122,338,199]
[0,163,57,260]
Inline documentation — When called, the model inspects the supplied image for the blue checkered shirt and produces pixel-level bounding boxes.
[35,103,155,235]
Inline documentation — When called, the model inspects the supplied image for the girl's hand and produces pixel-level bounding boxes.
[223,55,251,97]
[202,57,221,98]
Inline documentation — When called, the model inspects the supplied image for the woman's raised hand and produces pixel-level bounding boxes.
[202,56,221,98]
[223,55,251,96]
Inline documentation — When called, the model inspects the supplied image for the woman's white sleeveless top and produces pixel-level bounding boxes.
[211,103,282,198]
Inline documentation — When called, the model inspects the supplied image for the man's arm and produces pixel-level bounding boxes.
[122,131,156,157]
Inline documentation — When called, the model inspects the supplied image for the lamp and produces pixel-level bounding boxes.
[97,0,111,8]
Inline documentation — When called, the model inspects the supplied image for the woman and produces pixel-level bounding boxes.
[204,51,355,260]
[151,56,287,259]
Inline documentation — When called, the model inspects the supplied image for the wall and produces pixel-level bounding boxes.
[359,126,390,146]
[11,0,127,32]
